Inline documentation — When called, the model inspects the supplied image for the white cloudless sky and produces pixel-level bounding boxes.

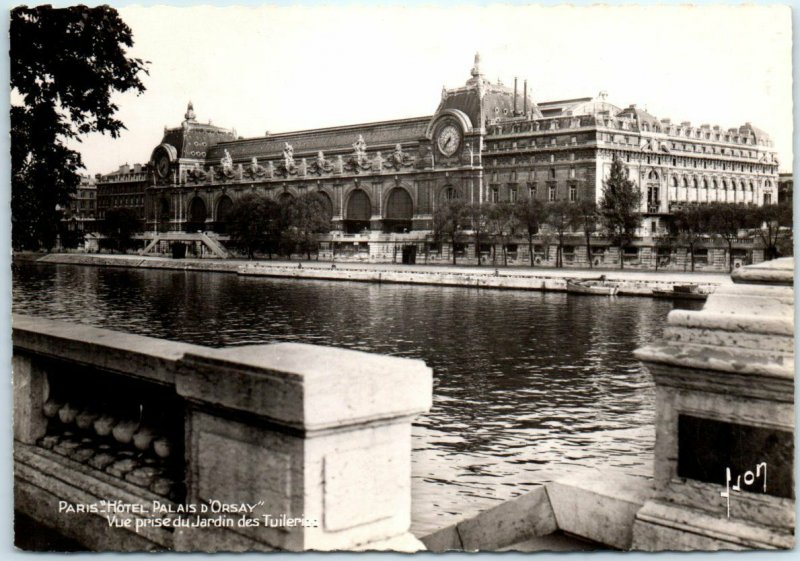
[69,4,793,175]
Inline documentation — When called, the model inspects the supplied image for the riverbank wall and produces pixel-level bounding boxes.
[34,253,728,298]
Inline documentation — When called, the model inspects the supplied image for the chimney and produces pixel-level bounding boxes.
[513,77,518,116]
[523,80,528,115]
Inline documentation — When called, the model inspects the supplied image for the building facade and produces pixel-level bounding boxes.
[96,163,149,226]
[63,174,97,234]
[143,54,779,267]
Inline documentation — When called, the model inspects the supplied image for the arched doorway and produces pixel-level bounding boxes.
[344,189,371,233]
[186,197,206,232]
[214,195,233,233]
[383,188,413,233]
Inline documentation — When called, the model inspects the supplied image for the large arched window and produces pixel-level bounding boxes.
[682,177,689,188]
[344,189,371,233]
[316,191,333,222]
[672,177,678,188]
[384,188,413,233]
[214,195,233,233]
[186,197,207,232]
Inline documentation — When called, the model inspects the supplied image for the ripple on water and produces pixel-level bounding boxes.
[13,262,673,536]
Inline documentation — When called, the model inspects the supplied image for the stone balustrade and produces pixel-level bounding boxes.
[13,314,432,551]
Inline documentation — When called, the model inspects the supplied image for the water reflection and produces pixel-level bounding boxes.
[12,262,693,535]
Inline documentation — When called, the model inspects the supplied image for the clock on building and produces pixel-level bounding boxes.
[435,121,462,157]
[156,153,170,179]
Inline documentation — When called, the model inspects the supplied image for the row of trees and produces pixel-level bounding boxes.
[433,157,792,271]
[433,156,646,268]
[670,200,791,270]
[227,192,331,259]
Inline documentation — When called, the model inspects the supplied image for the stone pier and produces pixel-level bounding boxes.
[632,258,794,550]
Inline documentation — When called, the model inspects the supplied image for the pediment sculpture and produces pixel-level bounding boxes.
[186,163,209,184]
[309,151,333,175]
[279,142,297,177]
[385,144,413,170]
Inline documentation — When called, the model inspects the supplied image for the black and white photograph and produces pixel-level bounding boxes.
[8,2,795,554]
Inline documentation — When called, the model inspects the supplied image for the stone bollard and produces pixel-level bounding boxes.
[174,342,432,552]
[632,258,794,550]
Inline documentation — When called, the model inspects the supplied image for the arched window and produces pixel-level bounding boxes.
[702,179,709,189]
[682,177,689,188]
[278,192,295,205]
[316,191,333,221]
[186,197,206,232]
[722,180,728,191]
[648,170,658,180]
[712,179,718,189]
[344,189,371,234]
[384,188,413,233]
[214,195,233,233]
[672,177,678,188]
[442,185,458,201]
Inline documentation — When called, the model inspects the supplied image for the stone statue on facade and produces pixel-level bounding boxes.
[221,149,233,171]
[283,143,294,166]
[214,149,235,180]
[281,142,296,175]
[353,135,368,164]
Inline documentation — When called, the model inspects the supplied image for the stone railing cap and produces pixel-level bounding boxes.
[177,342,433,431]
[732,257,794,286]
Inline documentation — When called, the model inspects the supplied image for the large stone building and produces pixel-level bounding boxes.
[143,54,779,267]
[63,174,97,234]
[96,163,149,226]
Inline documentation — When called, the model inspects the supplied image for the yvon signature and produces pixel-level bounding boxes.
[720,462,767,517]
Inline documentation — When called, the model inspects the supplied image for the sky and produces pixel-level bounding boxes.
[63,4,793,175]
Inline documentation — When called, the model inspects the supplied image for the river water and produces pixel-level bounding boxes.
[12,261,695,535]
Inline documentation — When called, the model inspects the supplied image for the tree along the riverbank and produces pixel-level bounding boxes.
[513,197,547,267]
[570,200,599,269]
[486,203,517,266]
[752,202,793,261]
[101,208,142,252]
[707,203,753,272]
[599,156,643,269]
[283,193,332,260]
[11,5,147,251]
[668,203,711,272]
[228,193,281,259]
[433,198,469,265]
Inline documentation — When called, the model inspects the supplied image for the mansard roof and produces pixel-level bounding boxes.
[207,116,430,162]
[617,104,660,125]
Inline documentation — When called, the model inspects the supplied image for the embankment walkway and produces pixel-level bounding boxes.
[33,253,733,297]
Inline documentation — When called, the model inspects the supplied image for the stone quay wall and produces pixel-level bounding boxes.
[36,253,725,298]
[13,314,432,552]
